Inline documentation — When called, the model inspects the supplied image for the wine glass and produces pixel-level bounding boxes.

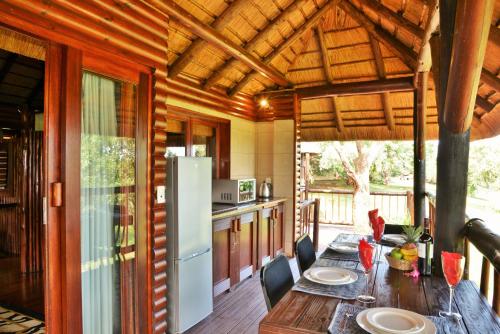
[357,239,376,304]
[439,251,465,320]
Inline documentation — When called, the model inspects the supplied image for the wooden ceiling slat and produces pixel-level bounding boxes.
[315,25,334,83]
[228,0,339,96]
[155,0,289,87]
[356,0,425,39]
[339,0,418,70]
[168,0,247,79]
[203,0,310,90]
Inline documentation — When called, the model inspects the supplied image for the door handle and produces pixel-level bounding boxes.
[232,219,237,233]
[237,218,241,231]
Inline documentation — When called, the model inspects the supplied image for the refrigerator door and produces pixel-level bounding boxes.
[175,157,212,259]
[176,250,213,333]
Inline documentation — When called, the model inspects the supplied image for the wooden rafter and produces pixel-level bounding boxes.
[331,97,344,131]
[203,0,310,90]
[297,77,414,99]
[315,24,334,83]
[154,0,289,87]
[481,68,500,92]
[339,0,418,70]
[415,0,439,73]
[168,0,247,78]
[369,37,395,130]
[476,95,496,113]
[228,0,339,96]
[355,0,425,39]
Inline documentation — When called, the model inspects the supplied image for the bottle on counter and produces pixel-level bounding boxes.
[418,218,433,276]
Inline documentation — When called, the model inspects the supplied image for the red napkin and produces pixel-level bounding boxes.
[442,251,465,286]
[368,209,379,226]
[359,239,374,270]
[368,208,385,242]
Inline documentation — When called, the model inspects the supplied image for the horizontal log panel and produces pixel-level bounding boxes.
[0,1,164,67]
[153,235,167,249]
[153,223,167,237]
[153,296,167,311]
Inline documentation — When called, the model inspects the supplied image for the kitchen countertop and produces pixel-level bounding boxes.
[212,198,287,220]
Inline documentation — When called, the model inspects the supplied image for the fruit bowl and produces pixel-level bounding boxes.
[385,252,414,271]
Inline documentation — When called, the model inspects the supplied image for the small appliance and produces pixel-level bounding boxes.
[212,178,256,204]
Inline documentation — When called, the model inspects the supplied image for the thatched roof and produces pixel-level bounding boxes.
[166,0,499,141]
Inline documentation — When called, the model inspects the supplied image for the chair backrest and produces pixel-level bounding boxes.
[384,224,405,234]
[295,234,316,275]
[260,254,294,311]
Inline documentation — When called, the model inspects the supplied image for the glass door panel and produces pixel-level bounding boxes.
[80,71,137,334]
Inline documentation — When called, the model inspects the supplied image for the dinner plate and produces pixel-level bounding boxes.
[382,234,406,245]
[328,241,359,254]
[303,267,358,285]
[366,308,426,334]
[356,309,436,334]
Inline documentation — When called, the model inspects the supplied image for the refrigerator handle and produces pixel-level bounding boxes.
[175,248,211,262]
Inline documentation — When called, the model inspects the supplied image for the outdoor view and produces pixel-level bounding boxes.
[303,136,500,299]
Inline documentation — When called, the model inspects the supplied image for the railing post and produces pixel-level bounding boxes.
[313,198,320,252]
[406,190,414,225]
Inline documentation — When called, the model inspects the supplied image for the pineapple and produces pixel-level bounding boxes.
[400,225,423,262]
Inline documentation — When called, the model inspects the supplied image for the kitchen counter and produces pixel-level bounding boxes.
[212,198,287,220]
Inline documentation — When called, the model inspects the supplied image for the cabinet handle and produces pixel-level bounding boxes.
[238,219,241,231]
[232,220,237,233]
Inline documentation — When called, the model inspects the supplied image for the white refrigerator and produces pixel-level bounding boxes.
[166,157,213,333]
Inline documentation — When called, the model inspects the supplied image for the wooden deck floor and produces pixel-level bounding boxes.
[186,224,349,334]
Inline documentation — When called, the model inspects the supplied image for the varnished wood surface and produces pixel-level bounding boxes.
[0,256,44,317]
[260,240,500,334]
[212,198,287,221]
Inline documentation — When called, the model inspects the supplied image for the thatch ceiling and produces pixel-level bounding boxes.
[167,0,499,140]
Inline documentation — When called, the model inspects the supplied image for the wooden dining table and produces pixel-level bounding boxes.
[259,234,500,333]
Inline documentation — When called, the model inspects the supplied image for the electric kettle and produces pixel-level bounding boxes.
[258,180,271,199]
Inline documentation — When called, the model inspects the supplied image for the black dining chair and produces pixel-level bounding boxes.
[295,234,316,275]
[384,224,405,234]
[260,254,295,311]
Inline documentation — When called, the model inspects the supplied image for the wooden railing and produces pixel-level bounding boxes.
[297,198,320,251]
[463,218,500,315]
[308,188,412,225]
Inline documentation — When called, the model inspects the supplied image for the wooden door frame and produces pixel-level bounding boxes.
[43,43,153,333]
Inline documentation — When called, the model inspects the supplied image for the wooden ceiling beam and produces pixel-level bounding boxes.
[203,0,309,90]
[369,37,395,130]
[339,0,418,70]
[331,97,344,131]
[27,78,44,107]
[228,0,339,96]
[154,0,289,87]
[442,0,494,133]
[316,25,334,83]
[297,77,414,99]
[168,0,247,79]
[355,0,425,39]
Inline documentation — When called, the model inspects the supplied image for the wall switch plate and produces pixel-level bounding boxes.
[156,186,166,204]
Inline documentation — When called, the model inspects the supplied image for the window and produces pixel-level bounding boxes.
[165,107,230,179]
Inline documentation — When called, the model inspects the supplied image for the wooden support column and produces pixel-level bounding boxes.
[433,0,494,273]
[413,71,428,228]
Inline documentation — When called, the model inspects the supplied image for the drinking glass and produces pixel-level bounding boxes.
[439,252,465,320]
[357,239,376,303]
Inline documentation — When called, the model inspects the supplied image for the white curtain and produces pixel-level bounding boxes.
[81,72,118,334]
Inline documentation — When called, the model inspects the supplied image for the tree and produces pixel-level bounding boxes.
[333,141,382,230]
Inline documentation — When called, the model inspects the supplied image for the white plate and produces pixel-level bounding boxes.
[328,242,359,254]
[366,308,426,334]
[382,234,406,245]
[356,309,436,334]
[303,267,358,285]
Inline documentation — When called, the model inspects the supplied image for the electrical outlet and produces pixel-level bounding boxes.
[156,185,166,204]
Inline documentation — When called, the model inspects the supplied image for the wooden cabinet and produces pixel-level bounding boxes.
[213,212,257,297]
[258,203,285,267]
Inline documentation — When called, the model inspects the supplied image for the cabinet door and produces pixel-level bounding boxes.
[259,208,273,268]
[272,204,285,256]
[238,212,256,282]
[213,217,234,297]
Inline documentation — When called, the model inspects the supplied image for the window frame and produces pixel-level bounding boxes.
[166,105,230,179]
